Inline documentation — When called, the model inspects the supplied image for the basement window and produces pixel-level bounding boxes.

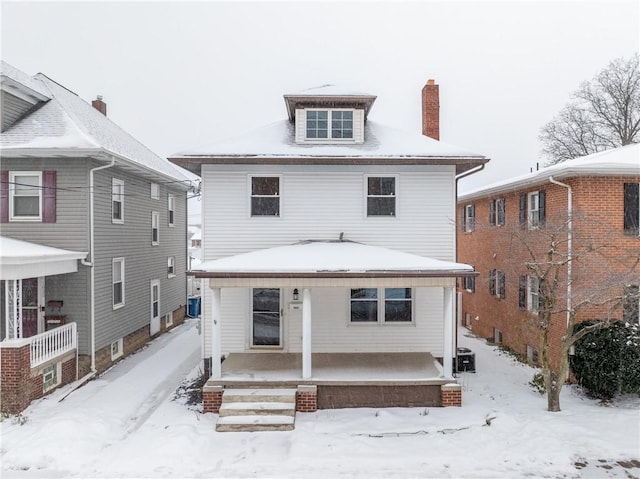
[43,362,61,392]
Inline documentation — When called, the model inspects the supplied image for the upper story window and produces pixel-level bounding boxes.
[306,110,353,139]
[519,275,541,312]
[366,176,396,217]
[9,171,41,221]
[167,256,175,278]
[151,212,160,245]
[489,269,505,299]
[251,176,280,217]
[350,288,413,323]
[112,179,124,224]
[489,198,505,226]
[624,183,639,235]
[461,204,475,232]
[519,190,545,229]
[168,195,175,226]
[150,183,160,200]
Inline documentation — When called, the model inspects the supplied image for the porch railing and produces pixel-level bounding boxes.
[30,322,77,368]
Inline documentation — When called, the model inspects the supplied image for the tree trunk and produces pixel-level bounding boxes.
[546,369,562,412]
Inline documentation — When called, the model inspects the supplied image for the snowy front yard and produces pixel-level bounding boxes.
[1,319,638,478]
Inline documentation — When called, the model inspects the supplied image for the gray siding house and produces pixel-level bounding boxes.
[0,61,194,413]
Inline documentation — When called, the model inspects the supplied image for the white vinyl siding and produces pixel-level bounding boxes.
[200,165,456,356]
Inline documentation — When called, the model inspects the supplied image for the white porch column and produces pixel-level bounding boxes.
[210,287,222,379]
[302,288,312,379]
[443,286,455,379]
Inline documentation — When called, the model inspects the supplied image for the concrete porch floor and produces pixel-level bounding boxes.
[217,352,445,385]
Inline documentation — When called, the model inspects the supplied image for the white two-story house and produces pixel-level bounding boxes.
[170,82,488,412]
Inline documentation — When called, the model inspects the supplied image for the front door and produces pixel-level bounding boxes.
[150,280,160,336]
[22,277,43,338]
[251,288,281,347]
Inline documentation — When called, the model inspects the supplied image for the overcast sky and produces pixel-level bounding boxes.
[2,0,638,198]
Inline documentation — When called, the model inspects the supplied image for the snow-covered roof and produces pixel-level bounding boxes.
[195,240,473,276]
[0,60,50,100]
[0,236,87,280]
[0,64,192,187]
[174,120,485,162]
[460,143,640,201]
[286,84,374,97]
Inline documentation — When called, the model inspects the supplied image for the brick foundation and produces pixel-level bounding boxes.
[296,385,318,412]
[203,385,223,413]
[441,383,462,407]
[0,342,32,414]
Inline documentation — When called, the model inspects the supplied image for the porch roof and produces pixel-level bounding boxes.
[193,240,475,288]
[0,236,87,280]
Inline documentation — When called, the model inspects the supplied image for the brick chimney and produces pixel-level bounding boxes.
[91,95,107,116]
[421,79,439,140]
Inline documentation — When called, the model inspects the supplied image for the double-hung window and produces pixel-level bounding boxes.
[350,288,412,323]
[150,183,159,200]
[624,183,639,235]
[367,176,396,217]
[112,179,124,223]
[462,204,475,232]
[489,198,505,226]
[519,275,543,312]
[168,195,175,226]
[520,190,545,229]
[306,110,353,140]
[167,256,175,278]
[9,171,42,221]
[151,212,160,245]
[250,176,280,216]
[112,257,125,308]
[463,275,476,293]
[489,269,505,299]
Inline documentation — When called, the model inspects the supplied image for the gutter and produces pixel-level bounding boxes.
[548,176,572,330]
[80,157,116,378]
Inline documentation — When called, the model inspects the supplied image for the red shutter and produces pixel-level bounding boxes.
[43,171,56,223]
[0,171,8,223]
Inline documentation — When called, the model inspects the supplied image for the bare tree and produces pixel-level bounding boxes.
[505,211,640,411]
[540,54,640,165]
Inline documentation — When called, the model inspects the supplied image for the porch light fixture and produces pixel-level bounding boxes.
[293,288,299,301]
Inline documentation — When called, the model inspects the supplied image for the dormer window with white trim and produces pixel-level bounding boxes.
[306,109,354,139]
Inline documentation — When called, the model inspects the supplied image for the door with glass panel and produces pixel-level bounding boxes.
[251,288,281,347]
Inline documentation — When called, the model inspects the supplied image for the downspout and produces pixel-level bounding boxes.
[548,176,572,330]
[80,158,116,377]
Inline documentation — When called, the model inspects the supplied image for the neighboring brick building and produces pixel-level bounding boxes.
[457,144,640,369]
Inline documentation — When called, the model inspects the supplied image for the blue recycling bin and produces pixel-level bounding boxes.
[187,296,201,318]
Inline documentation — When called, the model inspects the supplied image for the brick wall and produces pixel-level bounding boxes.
[296,385,317,412]
[458,175,640,369]
[202,385,223,413]
[441,384,462,407]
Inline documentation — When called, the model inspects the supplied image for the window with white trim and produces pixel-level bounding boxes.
[164,313,173,328]
[113,257,125,308]
[250,176,280,216]
[366,176,396,217]
[350,288,412,323]
[151,212,159,245]
[111,338,123,360]
[527,276,540,312]
[462,203,475,232]
[42,362,61,392]
[112,179,124,223]
[151,183,159,200]
[463,275,475,293]
[9,171,42,220]
[489,269,505,299]
[306,109,353,139]
[167,256,175,278]
[489,198,505,226]
[168,195,175,226]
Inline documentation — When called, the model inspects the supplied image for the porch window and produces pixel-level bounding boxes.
[112,257,125,308]
[9,171,41,220]
[350,288,412,323]
[366,176,396,217]
[250,176,280,217]
[112,178,124,223]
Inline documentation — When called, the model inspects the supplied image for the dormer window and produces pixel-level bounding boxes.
[306,109,353,140]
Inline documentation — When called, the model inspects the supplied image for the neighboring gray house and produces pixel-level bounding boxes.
[0,61,193,414]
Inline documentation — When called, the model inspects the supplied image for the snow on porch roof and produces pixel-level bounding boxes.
[194,240,474,278]
[0,236,87,280]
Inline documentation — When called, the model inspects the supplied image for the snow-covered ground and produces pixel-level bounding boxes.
[1,319,638,479]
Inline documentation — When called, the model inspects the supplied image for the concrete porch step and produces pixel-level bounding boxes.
[219,401,295,417]
[221,388,297,403]
[216,388,297,432]
[216,414,295,432]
